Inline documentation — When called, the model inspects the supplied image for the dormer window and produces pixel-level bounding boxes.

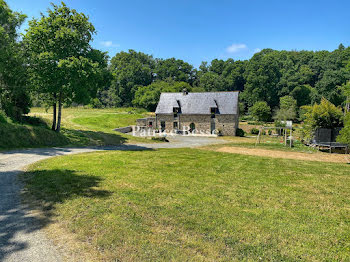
[173,100,181,118]
[173,107,180,117]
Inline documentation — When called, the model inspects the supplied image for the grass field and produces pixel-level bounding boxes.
[28,107,154,146]
[22,148,350,261]
[0,122,69,150]
[218,136,318,153]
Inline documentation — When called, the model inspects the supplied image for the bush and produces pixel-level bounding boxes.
[236,128,245,137]
[0,111,8,123]
[89,98,103,109]
[250,128,259,135]
[151,136,169,142]
[249,101,271,122]
[337,113,350,145]
[21,116,49,128]
[302,98,343,140]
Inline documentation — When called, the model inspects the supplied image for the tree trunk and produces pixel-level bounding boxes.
[56,92,62,133]
[52,93,57,131]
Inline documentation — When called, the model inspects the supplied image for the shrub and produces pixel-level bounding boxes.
[0,111,8,123]
[89,98,103,109]
[302,98,343,140]
[236,128,245,137]
[151,136,169,142]
[268,129,272,135]
[21,116,49,128]
[249,101,271,122]
[250,128,259,135]
[337,113,350,145]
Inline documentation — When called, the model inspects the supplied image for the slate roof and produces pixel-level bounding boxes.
[155,91,239,115]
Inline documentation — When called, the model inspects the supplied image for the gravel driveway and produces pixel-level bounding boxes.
[0,136,225,261]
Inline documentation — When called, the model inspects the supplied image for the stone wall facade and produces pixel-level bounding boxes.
[136,117,155,128]
[155,114,238,136]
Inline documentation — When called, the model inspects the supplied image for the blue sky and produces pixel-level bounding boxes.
[7,0,350,68]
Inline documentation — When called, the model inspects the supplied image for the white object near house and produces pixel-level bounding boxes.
[281,120,293,128]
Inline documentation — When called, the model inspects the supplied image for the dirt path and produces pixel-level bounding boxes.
[216,146,350,164]
[0,136,225,262]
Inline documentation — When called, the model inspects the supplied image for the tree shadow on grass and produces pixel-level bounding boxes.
[22,169,111,206]
[0,169,111,261]
[62,128,128,146]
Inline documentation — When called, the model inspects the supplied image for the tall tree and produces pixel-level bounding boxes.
[109,50,155,106]
[133,80,191,111]
[0,0,30,120]
[24,2,105,132]
[154,58,195,84]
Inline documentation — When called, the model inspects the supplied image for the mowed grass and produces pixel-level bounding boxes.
[0,122,69,150]
[219,136,318,154]
[23,149,350,261]
[29,107,154,146]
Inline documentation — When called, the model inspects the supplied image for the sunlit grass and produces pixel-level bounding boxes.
[23,148,350,261]
[29,107,155,146]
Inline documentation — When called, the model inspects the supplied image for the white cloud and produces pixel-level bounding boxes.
[100,41,119,48]
[226,43,248,54]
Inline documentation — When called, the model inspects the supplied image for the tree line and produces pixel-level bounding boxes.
[1,0,350,133]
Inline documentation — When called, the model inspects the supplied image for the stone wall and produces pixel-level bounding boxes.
[156,114,238,136]
[136,117,155,128]
[114,126,133,133]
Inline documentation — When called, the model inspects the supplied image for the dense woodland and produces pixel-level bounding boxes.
[1,1,350,143]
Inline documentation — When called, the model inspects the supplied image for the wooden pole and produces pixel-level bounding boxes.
[255,128,261,147]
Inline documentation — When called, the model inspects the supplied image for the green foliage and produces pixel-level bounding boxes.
[302,98,343,139]
[235,128,245,137]
[89,98,103,109]
[338,81,350,112]
[24,2,107,131]
[291,84,313,107]
[0,110,8,123]
[0,0,30,120]
[0,122,69,149]
[109,50,155,106]
[280,95,297,111]
[154,58,195,84]
[250,127,259,135]
[105,45,350,111]
[199,72,225,91]
[133,81,191,111]
[337,113,350,145]
[274,95,297,121]
[249,101,271,122]
[21,116,48,128]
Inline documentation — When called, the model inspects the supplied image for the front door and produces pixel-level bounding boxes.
[161,121,166,132]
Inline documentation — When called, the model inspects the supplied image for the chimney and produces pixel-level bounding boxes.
[182,88,188,95]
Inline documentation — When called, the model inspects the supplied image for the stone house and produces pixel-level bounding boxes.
[154,90,239,136]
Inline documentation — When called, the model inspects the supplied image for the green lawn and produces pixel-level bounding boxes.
[219,136,318,153]
[23,149,350,261]
[0,122,69,150]
[28,107,154,146]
